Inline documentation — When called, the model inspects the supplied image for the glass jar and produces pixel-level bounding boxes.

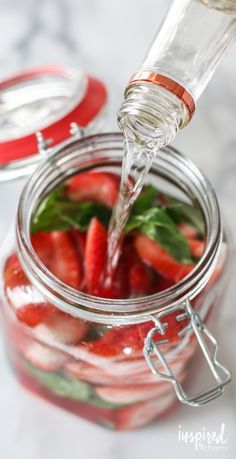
[0,132,232,431]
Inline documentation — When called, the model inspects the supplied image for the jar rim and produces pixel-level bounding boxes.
[16,132,222,325]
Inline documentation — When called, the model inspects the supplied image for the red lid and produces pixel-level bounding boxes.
[0,65,107,180]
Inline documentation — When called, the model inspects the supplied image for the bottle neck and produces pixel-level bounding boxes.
[118,0,236,149]
[140,0,236,100]
[117,82,189,150]
[201,0,236,13]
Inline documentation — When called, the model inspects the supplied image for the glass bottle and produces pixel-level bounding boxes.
[118,0,236,149]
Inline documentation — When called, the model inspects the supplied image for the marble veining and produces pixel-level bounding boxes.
[0,1,236,458]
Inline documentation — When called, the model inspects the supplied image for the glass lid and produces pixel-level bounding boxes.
[0,65,107,181]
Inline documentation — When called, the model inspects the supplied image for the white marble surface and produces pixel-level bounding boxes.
[0,0,236,458]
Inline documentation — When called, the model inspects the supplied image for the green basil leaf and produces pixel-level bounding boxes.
[165,202,204,236]
[31,188,111,234]
[24,360,124,409]
[130,185,204,236]
[24,360,91,400]
[125,207,192,263]
[132,184,157,214]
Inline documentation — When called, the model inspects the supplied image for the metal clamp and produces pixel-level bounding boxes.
[69,122,85,138]
[143,301,231,407]
[36,131,53,157]
[35,123,85,158]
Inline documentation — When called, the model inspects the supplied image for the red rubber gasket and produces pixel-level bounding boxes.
[0,66,107,165]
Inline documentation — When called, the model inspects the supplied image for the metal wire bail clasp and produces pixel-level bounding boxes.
[143,301,231,407]
[36,131,53,157]
[36,123,85,159]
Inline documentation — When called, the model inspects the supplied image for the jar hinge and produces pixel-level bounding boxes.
[35,123,85,158]
[143,300,231,407]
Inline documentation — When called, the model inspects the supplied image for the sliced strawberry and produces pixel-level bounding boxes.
[84,218,127,298]
[84,218,107,295]
[84,326,135,358]
[80,308,188,358]
[68,229,87,289]
[4,254,56,327]
[65,172,120,208]
[69,229,87,259]
[155,193,170,206]
[178,222,199,239]
[156,274,174,292]
[4,254,28,290]
[95,382,171,405]
[187,238,205,259]
[31,231,81,289]
[129,262,153,296]
[24,341,68,371]
[100,260,129,299]
[65,359,156,385]
[34,311,88,345]
[65,359,152,385]
[135,234,195,283]
[81,323,152,358]
[115,391,176,430]
[67,347,189,383]
[65,360,117,385]
[123,241,153,296]
[16,304,56,328]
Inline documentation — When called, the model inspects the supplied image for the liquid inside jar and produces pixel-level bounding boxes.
[1,165,227,429]
[30,170,205,299]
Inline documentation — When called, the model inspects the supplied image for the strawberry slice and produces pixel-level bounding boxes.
[67,346,189,383]
[4,254,27,290]
[66,359,152,385]
[82,323,152,358]
[84,218,128,298]
[84,218,107,295]
[129,262,153,296]
[100,259,129,299]
[31,231,81,289]
[68,229,87,289]
[65,360,117,385]
[24,341,68,371]
[65,172,120,208]
[16,304,56,328]
[69,229,87,259]
[187,238,205,259]
[4,232,82,327]
[84,326,139,358]
[156,274,174,292]
[123,242,153,296]
[135,234,195,283]
[95,382,171,405]
[178,222,198,239]
[115,391,176,430]
[81,308,188,357]
[65,359,153,385]
[34,311,88,345]
[4,254,56,327]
